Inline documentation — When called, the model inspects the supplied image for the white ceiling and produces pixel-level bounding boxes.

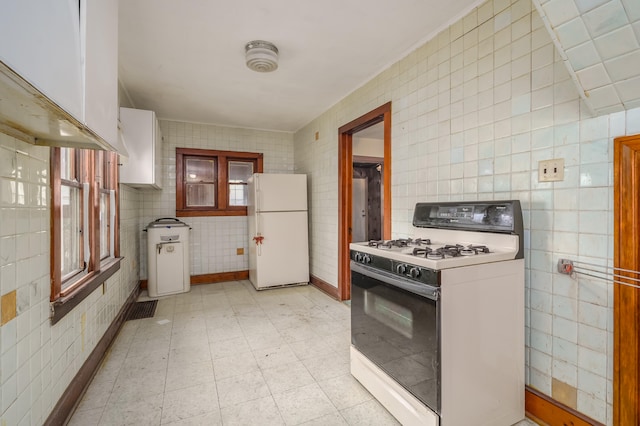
[118,0,483,133]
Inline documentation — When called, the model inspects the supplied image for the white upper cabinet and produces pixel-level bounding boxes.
[0,0,84,120]
[0,0,120,151]
[119,107,163,189]
[81,0,119,147]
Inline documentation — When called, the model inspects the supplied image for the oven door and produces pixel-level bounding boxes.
[351,261,441,413]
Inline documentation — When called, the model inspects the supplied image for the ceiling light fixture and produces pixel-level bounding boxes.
[245,40,278,72]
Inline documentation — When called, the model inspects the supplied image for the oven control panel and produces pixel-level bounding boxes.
[412,200,523,235]
[350,250,440,286]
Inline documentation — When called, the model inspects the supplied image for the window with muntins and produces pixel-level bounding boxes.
[51,147,120,302]
[176,148,263,216]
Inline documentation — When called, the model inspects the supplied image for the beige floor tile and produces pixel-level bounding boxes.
[301,353,350,382]
[262,361,316,394]
[215,370,271,408]
[166,360,215,392]
[245,331,286,351]
[317,373,373,410]
[108,368,167,404]
[209,336,251,359]
[162,410,222,425]
[75,379,115,411]
[169,343,212,366]
[100,392,164,426]
[160,382,219,425]
[169,329,209,349]
[120,351,169,378]
[220,396,285,426]
[253,344,298,370]
[289,337,335,361]
[212,351,259,380]
[173,302,204,314]
[298,412,348,426]
[339,399,400,426]
[272,383,338,425]
[67,407,103,426]
[206,323,244,343]
[127,334,172,357]
[277,325,319,344]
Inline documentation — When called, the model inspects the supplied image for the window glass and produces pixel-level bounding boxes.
[99,192,110,259]
[61,185,82,283]
[229,161,253,182]
[228,161,253,206]
[187,184,216,207]
[60,148,73,181]
[186,158,215,183]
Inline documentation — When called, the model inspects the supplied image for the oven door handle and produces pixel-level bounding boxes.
[351,262,440,301]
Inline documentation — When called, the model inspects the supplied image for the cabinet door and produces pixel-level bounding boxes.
[119,107,162,188]
[82,0,118,147]
[0,0,83,120]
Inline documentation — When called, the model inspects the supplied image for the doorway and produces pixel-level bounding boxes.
[338,102,391,300]
[352,122,384,243]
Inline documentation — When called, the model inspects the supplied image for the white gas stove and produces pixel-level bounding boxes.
[349,201,525,426]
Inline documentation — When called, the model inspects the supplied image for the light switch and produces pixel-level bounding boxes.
[538,158,565,182]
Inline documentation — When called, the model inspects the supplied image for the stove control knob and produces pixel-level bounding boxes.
[396,264,407,275]
[362,254,371,264]
[354,253,363,262]
[409,267,421,278]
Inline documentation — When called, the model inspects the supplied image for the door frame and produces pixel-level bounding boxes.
[338,102,392,301]
[613,134,640,425]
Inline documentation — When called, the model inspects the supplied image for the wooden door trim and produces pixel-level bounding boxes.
[338,102,392,301]
[614,134,640,425]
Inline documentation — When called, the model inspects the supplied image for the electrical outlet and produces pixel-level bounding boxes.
[538,158,565,182]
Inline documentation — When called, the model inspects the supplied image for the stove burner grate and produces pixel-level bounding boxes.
[410,244,491,259]
[368,238,431,249]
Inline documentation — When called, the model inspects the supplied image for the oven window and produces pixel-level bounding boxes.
[364,290,413,339]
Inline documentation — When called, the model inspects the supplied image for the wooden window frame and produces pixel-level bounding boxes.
[50,147,120,324]
[176,148,263,217]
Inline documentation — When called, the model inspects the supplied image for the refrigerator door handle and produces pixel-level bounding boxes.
[256,214,263,256]
[253,234,264,256]
[255,174,261,212]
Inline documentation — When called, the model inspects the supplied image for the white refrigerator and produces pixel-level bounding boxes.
[247,173,309,289]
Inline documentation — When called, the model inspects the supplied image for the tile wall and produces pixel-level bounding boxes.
[0,132,141,424]
[293,0,640,423]
[532,0,640,114]
[137,120,295,279]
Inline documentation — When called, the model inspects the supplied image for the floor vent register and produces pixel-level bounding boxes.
[126,300,158,321]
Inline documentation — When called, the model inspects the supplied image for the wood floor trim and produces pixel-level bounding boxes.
[44,283,140,425]
[310,275,340,300]
[190,270,249,284]
[140,270,250,289]
[525,387,604,426]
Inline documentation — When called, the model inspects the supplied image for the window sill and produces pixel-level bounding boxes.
[50,258,122,325]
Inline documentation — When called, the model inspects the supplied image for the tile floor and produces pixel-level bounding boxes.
[68,281,538,426]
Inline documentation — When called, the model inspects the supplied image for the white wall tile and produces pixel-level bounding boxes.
[593,25,639,61]
[582,0,630,37]
[556,17,592,49]
[565,41,602,71]
[542,0,580,27]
